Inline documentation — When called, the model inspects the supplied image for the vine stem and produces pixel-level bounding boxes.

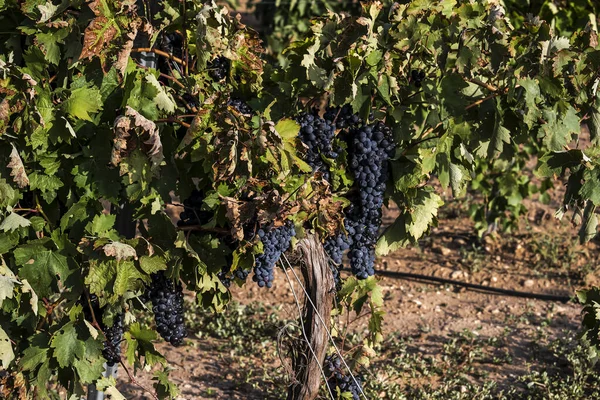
[467,77,499,92]
[118,359,160,400]
[156,118,191,128]
[130,48,187,66]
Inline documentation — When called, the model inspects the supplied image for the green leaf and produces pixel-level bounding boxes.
[14,246,71,298]
[0,326,14,368]
[73,338,105,383]
[144,74,175,114]
[113,260,142,296]
[63,87,103,121]
[51,322,85,368]
[0,212,31,231]
[538,105,580,151]
[85,260,116,296]
[20,343,48,371]
[408,192,443,240]
[579,201,598,244]
[139,256,167,275]
[376,214,410,256]
[88,214,116,236]
[274,119,300,140]
[96,377,126,400]
[0,263,17,304]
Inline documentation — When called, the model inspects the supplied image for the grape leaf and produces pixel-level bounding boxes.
[19,342,48,371]
[144,74,176,114]
[0,262,17,304]
[7,145,29,188]
[376,214,410,256]
[0,212,31,231]
[63,87,103,121]
[0,326,15,368]
[50,322,85,368]
[139,256,167,275]
[21,279,39,315]
[73,338,105,384]
[88,214,116,237]
[113,260,143,296]
[407,191,443,240]
[14,246,70,297]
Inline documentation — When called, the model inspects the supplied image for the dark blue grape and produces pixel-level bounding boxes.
[81,294,123,366]
[324,354,363,400]
[208,56,229,81]
[253,222,296,288]
[228,98,253,115]
[296,113,337,180]
[343,121,395,279]
[146,272,187,346]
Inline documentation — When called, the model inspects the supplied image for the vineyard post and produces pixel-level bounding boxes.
[288,234,335,400]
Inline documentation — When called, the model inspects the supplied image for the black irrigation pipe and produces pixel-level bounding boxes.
[341,268,573,303]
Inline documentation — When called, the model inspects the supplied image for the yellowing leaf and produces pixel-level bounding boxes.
[0,326,15,368]
[63,87,103,121]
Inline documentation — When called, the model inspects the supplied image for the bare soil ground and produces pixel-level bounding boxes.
[117,193,600,399]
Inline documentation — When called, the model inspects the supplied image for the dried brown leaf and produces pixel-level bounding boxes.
[125,106,163,166]
[115,21,139,76]
[80,16,118,61]
[7,146,29,188]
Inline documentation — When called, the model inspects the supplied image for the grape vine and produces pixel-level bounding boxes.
[1,0,599,398]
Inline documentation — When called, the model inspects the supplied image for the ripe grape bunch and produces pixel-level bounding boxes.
[324,104,363,130]
[81,294,123,366]
[228,98,253,115]
[296,113,338,180]
[320,105,395,280]
[324,354,363,400]
[146,272,187,346]
[253,222,296,288]
[208,56,230,81]
[346,121,395,278]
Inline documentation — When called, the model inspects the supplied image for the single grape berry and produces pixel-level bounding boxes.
[146,272,187,346]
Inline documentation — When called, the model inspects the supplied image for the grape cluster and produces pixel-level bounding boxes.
[178,190,212,227]
[253,222,296,288]
[228,98,253,115]
[146,272,187,346]
[80,294,123,366]
[345,122,395,278]
[411,69,426,87]
[208,56,229,81]
[324,354,363,400]
[324,104,363,129]
[296,113,337,180]
[102,313,124,365]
